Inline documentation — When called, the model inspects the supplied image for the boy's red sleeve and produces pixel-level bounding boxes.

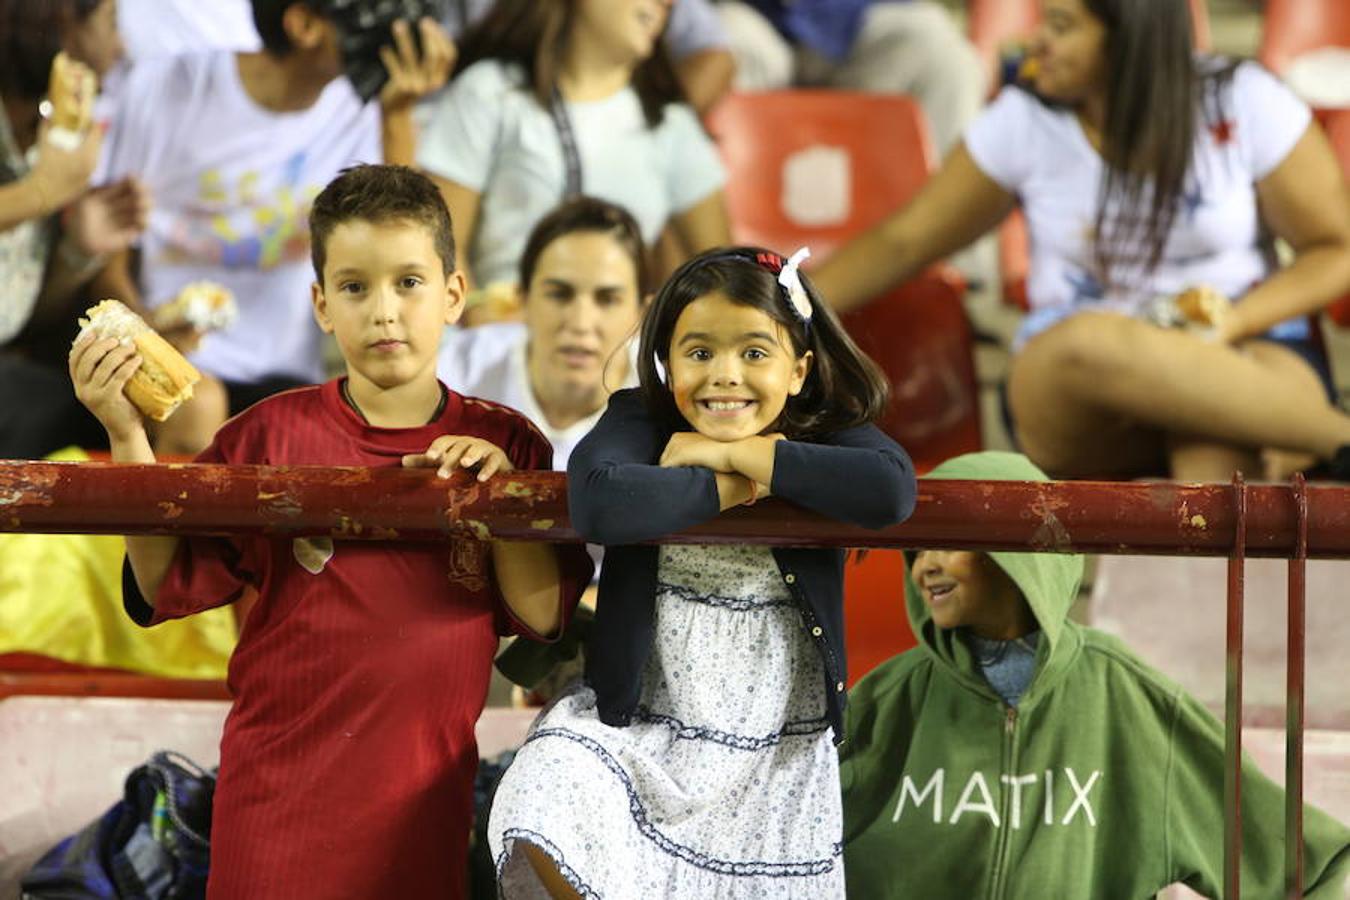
[494,419,593,642]
[123,434,261,627]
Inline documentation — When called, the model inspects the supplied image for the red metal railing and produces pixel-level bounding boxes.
[2,460,1346,896]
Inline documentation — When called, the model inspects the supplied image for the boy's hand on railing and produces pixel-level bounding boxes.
[404,435,513,481]
[68,334,145,443]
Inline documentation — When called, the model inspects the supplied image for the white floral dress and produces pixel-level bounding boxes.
[489,544,845,899]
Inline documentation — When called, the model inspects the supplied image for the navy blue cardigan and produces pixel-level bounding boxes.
[567,388,917,742]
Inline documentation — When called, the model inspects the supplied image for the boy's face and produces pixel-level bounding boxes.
[911,550,1033,640]
[311,218,464,391]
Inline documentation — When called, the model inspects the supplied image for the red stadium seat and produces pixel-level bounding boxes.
[1258,0,1350,77]
[1324,110,1350,328]
[967,0,1211,310]
[707,90,936,259]
[709,90,982,679]
[706,89,980,466]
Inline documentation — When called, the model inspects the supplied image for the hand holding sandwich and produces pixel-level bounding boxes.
[68,303,197,609]
[69,333,149,453]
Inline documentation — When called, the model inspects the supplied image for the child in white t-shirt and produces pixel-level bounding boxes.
[95,0,454,454]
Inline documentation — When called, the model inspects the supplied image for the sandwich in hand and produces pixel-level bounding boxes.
[45,51,97,150]
[152,281,239,333]
[1174,284,1230,327]
[77,300,202,422]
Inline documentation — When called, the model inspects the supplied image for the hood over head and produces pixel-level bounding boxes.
[905,452,1085,701]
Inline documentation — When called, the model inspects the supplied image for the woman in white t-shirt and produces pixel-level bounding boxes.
[417,0,729,306]
[438,196,647,473]
[814,0,1350,482]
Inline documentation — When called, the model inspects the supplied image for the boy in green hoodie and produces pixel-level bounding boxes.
[839,451,1350,899]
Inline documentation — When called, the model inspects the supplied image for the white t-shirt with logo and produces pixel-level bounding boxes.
[417,59,726,287]
[437,322,639,472]
[964,61,1312,348]
[98,51,381,383]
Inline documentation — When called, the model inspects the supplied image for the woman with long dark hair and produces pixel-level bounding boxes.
[0,0,149,458]
[813,0,1350,483]
[416,0,730,309]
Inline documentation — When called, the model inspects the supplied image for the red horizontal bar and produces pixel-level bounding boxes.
[0,672,230,701]
[3,461,1350,557]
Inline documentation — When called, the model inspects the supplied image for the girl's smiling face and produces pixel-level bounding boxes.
[666,291,812,442]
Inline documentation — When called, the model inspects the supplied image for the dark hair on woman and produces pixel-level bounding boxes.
[455,0,685,128]
[518,196,650,296]
[637,247,890,440]
[0,0,102,100]
[309,164,456,284]
[1066,0,1239,286]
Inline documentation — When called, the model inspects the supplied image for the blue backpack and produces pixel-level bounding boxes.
[21,751,215,900]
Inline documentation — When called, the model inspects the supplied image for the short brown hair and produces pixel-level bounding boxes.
[308,164,455,285]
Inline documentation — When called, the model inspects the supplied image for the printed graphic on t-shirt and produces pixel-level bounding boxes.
[157,153,321,271]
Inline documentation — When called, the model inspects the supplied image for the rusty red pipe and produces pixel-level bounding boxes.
[1286,474,1308,897]
[4,462,1350,556]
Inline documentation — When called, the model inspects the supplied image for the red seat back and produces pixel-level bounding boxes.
[707,90,936,260]
[708,90,979,681]
[1324,110,1350,328]
[1259,0,1350,76]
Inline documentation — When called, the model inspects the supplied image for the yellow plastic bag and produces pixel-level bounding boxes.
[0,448,235,678]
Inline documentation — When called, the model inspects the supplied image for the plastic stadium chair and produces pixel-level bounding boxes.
[706,90,980,468]
[709,90,982,680]
[1324,110,1350,328]
[1258,0,1350,77]
[707,90,937,260]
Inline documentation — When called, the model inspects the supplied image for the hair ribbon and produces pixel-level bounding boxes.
[778,247,812,326]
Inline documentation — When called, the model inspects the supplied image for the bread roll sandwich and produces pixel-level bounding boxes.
[1175,284,1230,327]
[77,300,202,422]
[45,52,96,150]
[152,281,239,333]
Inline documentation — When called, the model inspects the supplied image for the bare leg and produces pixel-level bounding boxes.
[1007,313,1350,478]
[521,842,583,900]
[1166,437,1261,483]
[151,373,227,457]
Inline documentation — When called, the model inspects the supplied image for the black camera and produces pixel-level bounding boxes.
[326,0,446,102]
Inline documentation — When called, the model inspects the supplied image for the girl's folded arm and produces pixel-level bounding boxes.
[770,425,917,529]
[567,389,724,545]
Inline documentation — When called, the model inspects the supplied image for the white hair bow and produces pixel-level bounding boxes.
[778,246,812,325]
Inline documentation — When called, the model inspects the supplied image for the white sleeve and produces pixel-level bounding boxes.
[661,103,727,213]
[1231,62,1311,179]
[416,61,509,190]
[963,86,1039,192]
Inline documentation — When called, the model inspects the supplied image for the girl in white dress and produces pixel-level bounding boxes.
[489,246,918,898]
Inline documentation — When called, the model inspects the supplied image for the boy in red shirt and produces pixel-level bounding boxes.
[69,164,592,898]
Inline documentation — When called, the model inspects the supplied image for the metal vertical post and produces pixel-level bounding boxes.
[1285,474,1308,898]
[1224,472,1247,899]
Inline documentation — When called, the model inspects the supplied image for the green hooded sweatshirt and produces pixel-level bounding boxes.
[839,452,1350,899]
